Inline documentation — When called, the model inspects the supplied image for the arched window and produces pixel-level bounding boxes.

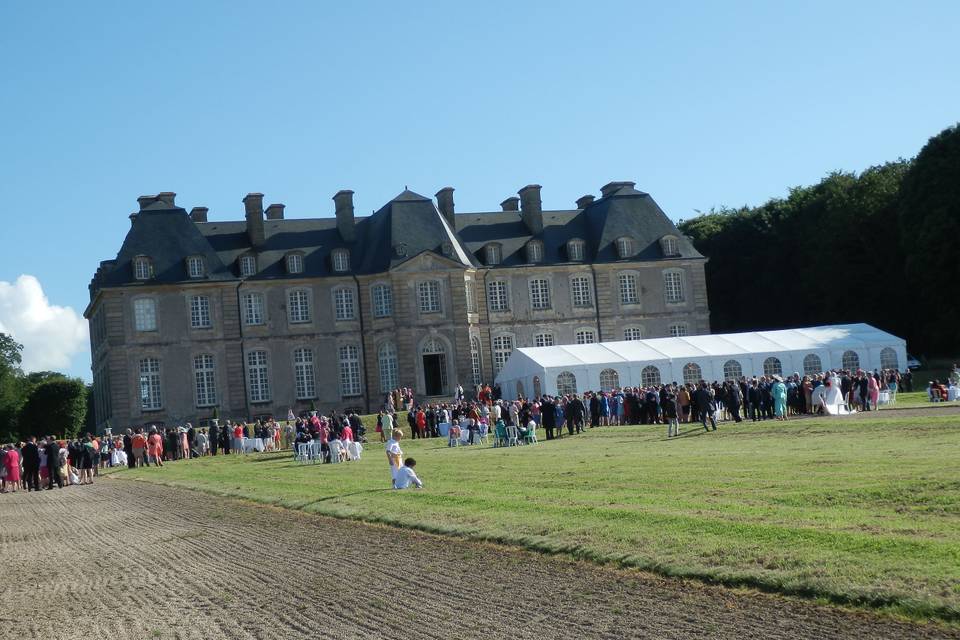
[484,243,502,265]
[682,362,702,384]
[193,355,217,407]
[526,240,543,263]
[880,348,899,370]
[516,380,525,398]
[186,256,206,279]
[763,357,783,377]
[332,249,350,273]
[803,354,822,376]
[293,348,316,399]
[663,270,684,303]
[575,328,596,344]
[246,350,270,403]
[287,289,311,324]
[556,371,577,395]
[599,369,620,391]
[616,237,633,259]
[338,344,362,397]
[567,239,585,261]
[421,337,444,355]
[470,336,482,385]
[624,326,643,341]
[378,342,398,393]
[842,350,860,371]
[239,255,257,277]
[641,365,661,387]
[723,359,742,380]
[661,236,680,257]
[492,335,513,374]
[371,283,393,318]
[533,376,542,398]
[333,287,355,320]
[286,253,304,274]
[138,357,162,410]
[133,256,153,280]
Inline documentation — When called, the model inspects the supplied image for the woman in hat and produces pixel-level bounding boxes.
[772,376,788,421]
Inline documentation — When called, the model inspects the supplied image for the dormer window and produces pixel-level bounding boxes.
[133,256,153,280]
[286,253,304,274]
[186,256,206,278]
[332,249,350,273]
[484,243,502,266]
[526,240,543,264]
[616,237,633,259]
[567,239,585,262]
[661,236,680,257]
[239,255,257,277]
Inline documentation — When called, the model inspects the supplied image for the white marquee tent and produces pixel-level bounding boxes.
[494,323,907,397]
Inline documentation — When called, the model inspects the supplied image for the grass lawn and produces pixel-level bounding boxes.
[119,411,960,623]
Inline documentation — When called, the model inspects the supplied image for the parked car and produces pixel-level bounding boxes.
[906,354,922,370]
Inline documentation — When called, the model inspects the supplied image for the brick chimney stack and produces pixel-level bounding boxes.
[333,190,355,242]
[243,193,265,248]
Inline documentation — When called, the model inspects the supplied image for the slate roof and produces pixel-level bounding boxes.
[90,183,701,297]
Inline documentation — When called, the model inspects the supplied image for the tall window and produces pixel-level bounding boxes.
[239,255,257,277]
[842,350,860,370]
[493,335,513,374]
[485,244,502,265]
[556,371,577,395]
[193,354,217,407]
[133,298,157,332]
[723,359,742,380]
[624,327,643,341]
[763,357,783,377]
[187,256,205,278]
[338,344,362,396]
[470,336,482,385]
[465,280,476,313]
[526,240,543,263]
[641,365,661,387]
[534,333,554,347]
[372,284,393,318]
[138,358,162,410]
[619,273,638,305]
[567,239,585,261]
[682,362,702,384]
[332,249,350,273]
[133,256,153,280]
[529,279,551,310]
[571,275,592,307]
[669,323,689,337]
[664,271,684,303]
[662,237,679,257]
[575,329,596,344]
[243,292,264,325]
[189,295,211,329]
[334,287,355,320]
[599,369,620,391]
[616,237,633,258]
[487,281,509,312]
[418,281,441,313]
[803,354,822,376]
[286,253,304,274]
[293,348,316,399]
[287,289,311,323]
[880,348,899,370]
[246,350,270,403]
[378,342,398,393]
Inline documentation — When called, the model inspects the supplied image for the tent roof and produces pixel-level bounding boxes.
[496,323,905,382]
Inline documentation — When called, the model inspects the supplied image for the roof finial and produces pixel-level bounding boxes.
[405,184,408,190]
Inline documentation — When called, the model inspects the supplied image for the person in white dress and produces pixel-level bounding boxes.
[385,429,403,488]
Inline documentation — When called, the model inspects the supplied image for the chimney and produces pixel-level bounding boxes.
[156,191,176,206]
[333,190,355,242]
[435,187,455,227]
[500,197,520,212]
[600,181,636,198]
[243,193,265,248]
[137,195,158,211]
[265,203,285,220]
[518,184,543,234]
[576,194,595,209]
[190,207,209,223]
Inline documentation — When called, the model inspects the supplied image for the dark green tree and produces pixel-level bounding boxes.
[18,377,88,440]
[0,333,25,441]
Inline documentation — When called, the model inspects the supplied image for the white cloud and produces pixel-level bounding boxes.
[0,275,89,373]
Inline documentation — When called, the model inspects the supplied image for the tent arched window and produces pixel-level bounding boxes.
[533,376,542,398]
[682,362,702,384]
[763,357,782,377]
[556,371,577,395]
[641,365,661,387]
[842,350,860,371]
[723,359,742,380]
[880,348,899,370]
[599,368,619,392]
[516,380,525,399]
[803,354,822,376]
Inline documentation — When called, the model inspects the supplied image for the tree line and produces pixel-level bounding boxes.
[679,123,960,357]
[0,334,89,442]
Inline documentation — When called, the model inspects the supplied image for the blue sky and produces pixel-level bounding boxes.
[1,1,958,380]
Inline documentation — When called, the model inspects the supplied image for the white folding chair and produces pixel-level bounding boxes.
[328,441,343,463]
[347,441,362,461]
[506,424,519,446]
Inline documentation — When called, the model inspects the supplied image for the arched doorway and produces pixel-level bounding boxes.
[421,337,448,396]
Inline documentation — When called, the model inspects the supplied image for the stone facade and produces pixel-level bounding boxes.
[86,182,709,430]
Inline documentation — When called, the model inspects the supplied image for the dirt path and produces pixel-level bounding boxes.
[1,481,956,640]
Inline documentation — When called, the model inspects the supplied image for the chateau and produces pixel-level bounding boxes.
[85,181,710,429]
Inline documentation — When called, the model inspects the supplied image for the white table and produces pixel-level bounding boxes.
[949,388,959,402]
[878,391,890,405]
[236,437,265,453]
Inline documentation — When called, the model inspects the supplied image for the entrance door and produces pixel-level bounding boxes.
[423,354,445,396]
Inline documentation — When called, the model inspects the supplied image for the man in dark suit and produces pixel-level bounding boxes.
[748,380,762,422]
[727,382,743,423]
[21,436,41,491]
[123,429,134,468]
[209,421,219,456]
[693,382,717,431]
[45,437,63,489]
[541,397,556,440]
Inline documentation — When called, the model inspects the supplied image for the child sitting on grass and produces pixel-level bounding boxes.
[394,458,423,490]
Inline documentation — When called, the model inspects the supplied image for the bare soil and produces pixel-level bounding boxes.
[1,481,956,640]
